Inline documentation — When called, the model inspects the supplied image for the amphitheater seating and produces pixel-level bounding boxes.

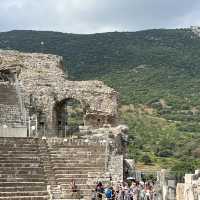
[45,138,107,199]
[0,137,49,200]
[0,137,108,200]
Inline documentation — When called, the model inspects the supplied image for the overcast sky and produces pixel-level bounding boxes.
[0,0,200,33]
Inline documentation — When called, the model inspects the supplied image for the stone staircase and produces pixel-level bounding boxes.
[0,83,22,126]
[45,138,107,200]
[0,137,49,200]
[0,137,110,200]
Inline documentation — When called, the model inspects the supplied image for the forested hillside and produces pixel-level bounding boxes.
[1,28,200,176]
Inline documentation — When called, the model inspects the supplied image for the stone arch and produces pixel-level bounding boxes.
[52,97,85,135]
[0,69,15,83]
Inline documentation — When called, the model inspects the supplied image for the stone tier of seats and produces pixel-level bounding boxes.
[0,137,49,200]
[45,138,107,199]
[0,137,109,200]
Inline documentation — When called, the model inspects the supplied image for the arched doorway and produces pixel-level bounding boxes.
[53,98,84,137]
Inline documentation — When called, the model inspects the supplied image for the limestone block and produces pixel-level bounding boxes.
[176,183,184,200]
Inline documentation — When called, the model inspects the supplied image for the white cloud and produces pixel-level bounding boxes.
[0,0,200,33]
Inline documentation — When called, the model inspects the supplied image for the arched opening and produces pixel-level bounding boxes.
[53,98,84,136]
[0,69,15,83]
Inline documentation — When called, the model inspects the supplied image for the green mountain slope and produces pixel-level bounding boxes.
[1,29,200,175]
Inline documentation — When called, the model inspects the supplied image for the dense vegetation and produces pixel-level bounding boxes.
[1,29,200,176]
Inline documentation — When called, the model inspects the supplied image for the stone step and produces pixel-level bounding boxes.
[50,154,105,158]
[48,143,106,150]
[55,174,88,178]
[0,158,41,162]
[54,170,104,174]
[0,145,38,148]
[0,182,46,187]
[0,144,37,147]
[0,178,46,182]
[0,167,43,170]
[61,184,96,190]
[49,160,80,164]
[50,155,105,160]
[0,163,42,167]
[56,176,106,181]
[61,192,84,199]
[0,140,37,144]
[49,148,105,152]
[51,151,104,156]
[0,159,41,163]
[0,186,47,192]
[0,196,49,200]
[0,170,44,175]
[0,143,38,146]
[53,163,104,168]
[53,166,103,170]
[0,148,38,151]
[48,141,102,145]
[58,179,87,184]
[0,144,38,147]
[51,162,104,166]
[0,191,48,197]
[0,174,44,179]
[62,189,93,195]
[0,154,40,158]
[0,160,41,163]
[0,151,39,155]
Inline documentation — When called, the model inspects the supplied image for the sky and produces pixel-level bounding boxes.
[0,0,200,34]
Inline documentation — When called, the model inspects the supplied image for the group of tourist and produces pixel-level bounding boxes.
[92,180,158,200]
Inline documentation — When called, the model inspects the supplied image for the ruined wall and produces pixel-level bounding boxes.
[176,170,200,200]
[0,50,119,131]
[158,169,177,200]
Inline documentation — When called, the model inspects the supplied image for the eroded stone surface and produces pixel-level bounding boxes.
[0,50,119,130]
[176,170,200,200]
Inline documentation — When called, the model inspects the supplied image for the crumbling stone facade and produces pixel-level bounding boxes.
[176,170,200,200]
[0,50,131,199]
[0,50,119,133]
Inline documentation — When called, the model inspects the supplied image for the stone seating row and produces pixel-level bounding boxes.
[0,138,49,200]
[43,138,107,199]
[0,137,108,200]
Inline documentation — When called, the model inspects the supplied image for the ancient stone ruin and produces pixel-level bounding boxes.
[176,169,200,200]
[0,50,130,199]
[0,50,119,135]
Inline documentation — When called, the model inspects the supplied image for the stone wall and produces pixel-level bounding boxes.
[108,155,124,183]
[0,104,21,125]
[0,127,27,137]
[0,50,119,132]
[176,183,184,200]
[158,169,177,200]
[176,170,200,200]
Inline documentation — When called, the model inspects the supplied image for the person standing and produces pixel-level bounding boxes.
[91,189,97,200]
[96,182,104,200]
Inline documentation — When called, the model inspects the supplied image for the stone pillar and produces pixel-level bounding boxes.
[176,183,185,200]
[108,155,123,184]
[43,101,55,136]
[184,174,194,200]
[160,169,168,200]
